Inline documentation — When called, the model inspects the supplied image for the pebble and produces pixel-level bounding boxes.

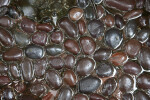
[78,76,101,93]
[3,88,14,100]
[0,6,8,17]
[73,94,88,100]
[136,0,145,9]
[0,0,10,7]
[104,14,115,27]
[76,57,95,76]
[64,54,75,69]
[0,61,8,73]
[84,6,96,20]
[122,93,133,100]
[133,90,150,100]
[137,28,150,43]
[90,93,106,100]
[77,0,89,9]
[77,19,86,35]
[0,76,10,86]
[3,47,23,61]
[37,23,53,32]
[0,16,13,28]
[88,19,104,38]
[64,39,80,55]
[80,36,96,55]
[9,63,20,79]
[96,5,104,19]
[51,31,63,44]
[25,44,44,59]
[115,14,125,29]
[46,45,63,56]
[69,7,83,21]
[14,82,26,93]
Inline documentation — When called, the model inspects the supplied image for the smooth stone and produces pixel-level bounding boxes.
[122,93,133,100]
[0,27,13,47]
[14,81,26,93]
[48,57,64,70]
[88,19,104,38]
[14,29,29,47]
[3,47,23,61]
[25,44,44,59]
[69,7,83,21]
[59,17,78,38]
[3,88,14,100]
[96,62,114,78]
[32,31,47,46]
[46,45,62,56]
[64,39,80,55]
[64,70,77,87]
[138,16,148,27]
[77,19,86,35]
[79,76,101,93]
[0,0,10,7]
[136,0,145,9]
[104,14,115,27]
[123,61,142,75]
[138,47,150,70]
[123,9,143,20]
[94,48,112,61]
[90,93,106,100]
[0,6,8,17]
[64,54,75,69]
[0,61,8,73]
[115,14,125,29]
[42,92,54,100]
[57,86,73,100]
[137,28,150,43]
[133,90,150,100]
[125,39,141,57]
[0,76,10,86]
[105,28,123,49]
[37,23,53,32]
[21,58,34,81]
[33,58,47,78]
[104,0,136,11]
[137,72,150,89]
[76,57,95,76]
[51,31,63,44]
[80,36,96,55]
[125,20,137,38]
[119,74,134,93]
[0,16,13,28]
[84,6,96,20]
[8,6,21,19]
[96,5,104,19]
[21,17,36,34]
[145,0,150,12]
[102,78,117,96]
[73,94,88,100]
[45,69,62,89]
[109,52,128,66]
[77,0,89,9]
[9,63,20,79]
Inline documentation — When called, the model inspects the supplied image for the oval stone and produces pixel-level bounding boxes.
[80,36,96,55]
[51,31,63,44]
[133,90,150,100]
[37,23,53,32]
[73,94,88,100]
[115,14,125,29]
[25,44,44,59]
[0,16,13,28]
[0,6,8,17]
[59,17,78,38]
[84,6,96,20]
[45,69,62,89]
[122,93,133,100]
[78,76,101,93]
[3,47,23,61]
[88,19,104,38]
[64,54,75,69]
[90,93,106,100]
[69,7,83,21]
[64,39,80,55]
[0,0,10,7]
[46,45,62,56]
[0,61,8,73]
[77,19,86,35]
[103,14,115,27]
[9,63,20,79]
[137,28,150,43]
[77,0,89,9]
[0,76,10,86]
[76,57,95,76]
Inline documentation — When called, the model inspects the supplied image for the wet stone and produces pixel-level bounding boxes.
[90,93,106,100]
[145,0,150,12]
[136,0,145,9]
[77,19,86,35]
[123,61,142,75]
[73,94,88,100]
[88,19,104,38]
[0,16,13,28]
[14,82,26,93]
[78,76,101,93]
[138,47,150,70]
[69,7,83,21]
[21,17,36,34]
[109,52,127,66]
[0,0,10,7]
[104,14,115,27]
[125,20,137,38]
[96,62,114,78]
[96,5,104,19]
[25,44,44,59]
[64,70,77,87]
[64,39,80,55]
[137,28,150,43]
[32,31,47,46]
[84,6,96,20]
[51,31,63,44]
[2,88,14,100]
[0,6,8,17]
[94,48,112,61]
[115,14,125,29]
[137,72,150,89]
[76,57,95,76]
[8,6,21,19]
[3,47,23,61]
[21,58,34,81]
[133,90,150,100]
[45,69,62,89]
[14,29,29,47]
[37,23,53,32]
[119,74,134,93]
[77,0,89,9]
[138,16,148,27]
[59,17,78,38]
[80,36,96,55]
[125,39,141,57]
[46,45,62,56]
[0,76,10,86]
[57,86,73,100]
[102,78,117,96]
[105,28,123,49]
[104,0,136,11]
[64,54,75,69]
[122,93,133,100]
[0,61,8,73]
[9,63,20,79]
